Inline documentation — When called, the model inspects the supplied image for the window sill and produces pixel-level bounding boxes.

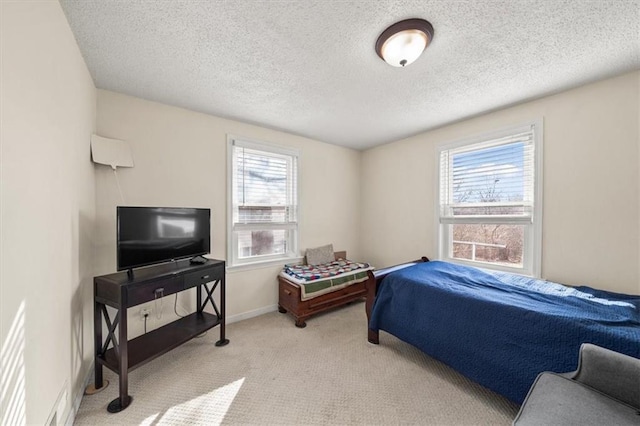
[226,256,304,273]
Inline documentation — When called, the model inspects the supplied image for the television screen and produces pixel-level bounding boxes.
[117,206,210,270]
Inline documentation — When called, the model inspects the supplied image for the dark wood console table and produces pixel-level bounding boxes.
[92,258,228,413]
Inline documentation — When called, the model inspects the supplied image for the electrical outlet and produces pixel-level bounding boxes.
[140,307,152,320]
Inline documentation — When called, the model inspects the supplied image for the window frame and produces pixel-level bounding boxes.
[435,120,543,277]
[227,135,300,269]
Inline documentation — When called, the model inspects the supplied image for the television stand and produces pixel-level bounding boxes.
[91,258,227,413]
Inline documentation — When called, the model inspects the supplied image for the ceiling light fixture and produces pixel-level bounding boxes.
[375,18,434,68]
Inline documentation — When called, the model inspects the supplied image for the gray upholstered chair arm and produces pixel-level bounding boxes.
[569,343,640,409]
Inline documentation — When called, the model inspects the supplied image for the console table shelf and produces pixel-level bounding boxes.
[98,312,220,373]
[92,258,228,413]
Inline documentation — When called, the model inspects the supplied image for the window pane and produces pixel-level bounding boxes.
[237,229,287,259]
[233,144,298,227]
[236,149,290,205]
[452,142,531,204]
[452,224,524,267]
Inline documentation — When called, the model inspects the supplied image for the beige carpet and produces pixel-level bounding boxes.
[75,301,519,425]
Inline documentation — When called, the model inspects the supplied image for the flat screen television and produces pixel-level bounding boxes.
[117,206,211,271]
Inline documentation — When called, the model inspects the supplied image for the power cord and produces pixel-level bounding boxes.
[143,312,149,333]
[111,167,125,204]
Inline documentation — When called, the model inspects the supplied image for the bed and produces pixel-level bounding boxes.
[278,250,373,327]
[365,258,640,404]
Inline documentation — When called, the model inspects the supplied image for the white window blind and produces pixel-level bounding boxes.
[228,138,298,266]
[440,129,535,224]
[437,122,542,276]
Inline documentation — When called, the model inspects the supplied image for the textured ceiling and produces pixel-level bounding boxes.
[59,0,640,150]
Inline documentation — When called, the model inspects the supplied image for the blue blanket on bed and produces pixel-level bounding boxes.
[369,261,640,404]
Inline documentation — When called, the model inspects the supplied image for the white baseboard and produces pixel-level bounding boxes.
[227,304,277,324]
[65,363,93,426]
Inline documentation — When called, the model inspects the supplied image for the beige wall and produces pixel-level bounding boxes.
[0,1,96,425]
[95,90,361,336]
[361,71,640,295]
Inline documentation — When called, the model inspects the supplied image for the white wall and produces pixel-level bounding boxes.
[361,71,640,295]
[95,90,361,336]
[0,1,96,425]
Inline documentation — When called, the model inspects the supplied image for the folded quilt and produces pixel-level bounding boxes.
[283,259,371,282]
[280,259,373,301]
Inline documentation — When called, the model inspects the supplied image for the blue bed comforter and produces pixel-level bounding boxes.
[369,261,640,404]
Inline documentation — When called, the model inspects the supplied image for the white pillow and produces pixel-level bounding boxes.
[306,244,334,265]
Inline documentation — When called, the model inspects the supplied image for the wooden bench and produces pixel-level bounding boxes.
[278,251,372,327]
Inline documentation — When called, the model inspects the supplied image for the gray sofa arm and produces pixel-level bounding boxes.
[569,343,640,409]
[514,344,640,426]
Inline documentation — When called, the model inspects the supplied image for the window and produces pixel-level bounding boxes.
[228,136,298,267]
[437,121,542,276]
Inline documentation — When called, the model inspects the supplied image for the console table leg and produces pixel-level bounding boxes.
[85,299,111,395]
[107,394,132,413]
[94,300,103,388]
[215,276,229,347]
[108,306,132,413]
